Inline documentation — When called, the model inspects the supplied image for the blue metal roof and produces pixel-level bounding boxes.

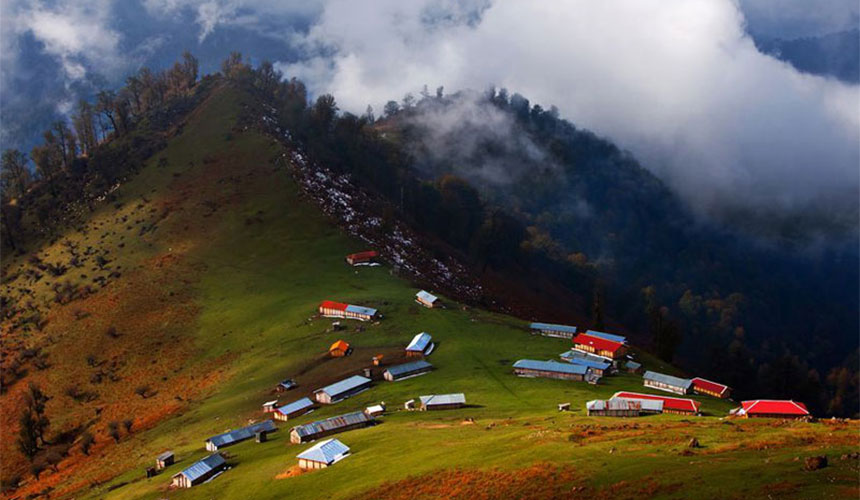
[179,453,225,482]
[560,354,611,371]
[585,329,627,343]
[626,361,642,370]
[385,360,433,378]
[276,397,314,416]
[206,420,276,448]
[419,393,465,406]
[296,438,350,464]
[416,290,438,303]
[530,322,577,334]
[345,304,377,316]
[643,370,692,389]
[406,332,432,352]
[315,375,371,399]
[292,411,372,438]
[514,359,588,375]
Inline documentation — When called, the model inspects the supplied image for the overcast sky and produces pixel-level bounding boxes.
[1,0,857,221]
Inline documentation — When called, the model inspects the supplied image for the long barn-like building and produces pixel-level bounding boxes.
[273,397,315,422]
[612,391,701,415]
[513,359,589,381]
[171,454,226,488]
[290,411,374,444]
[319,300,379,321]
[530,322,578,339]
[735,400,810,419]
[572,333,627,360]
[314,375,372,404]
[643,371,692,395]
[691,377,732,399]
[586,397,664,417]
[205,420,277,451]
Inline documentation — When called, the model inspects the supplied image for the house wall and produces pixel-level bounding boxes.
[587,409,640,417]
[535,328,576,339]
[290,421,370,444]
[422,402,464,411]
[416,298,436,308]
[514,367,584,381]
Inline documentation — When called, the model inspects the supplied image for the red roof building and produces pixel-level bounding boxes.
[738,400,809,419]
[572,333,627,359]
[613,391,701,415]
[346,251,378,266]
[329,340,351,357]
[691,377,731,399]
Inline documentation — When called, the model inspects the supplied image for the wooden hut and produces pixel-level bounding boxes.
[155,451,174,470]
[691,377,732,399]
[171,454,225,488]
[273,397,314,422]
[415,290,440,308]
[290,411,374,444]
[297,439,351,469]
[512,359,589,381]
[262,400,279,413]
[419,393,466,411]
[329,340,351,357]
[643,371,692,395]
[205,421,277,451]
[405,332,434,357]
[313,375,372,404]
[572,333,627,360]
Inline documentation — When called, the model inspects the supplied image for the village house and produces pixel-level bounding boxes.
[384,360,434,381]
[290,411,374,444]
[643,371,692,395]
[345,250,378,266]
[297,438,351,469]
[625,361,642,374]
[735,400,810,419]
[314,375,372,404]
[585,329,627,344]
[262,400,279,413]
[319,300,379,321]
[329,340,351,357]
[205,420,277,451]
[405,332,434,357]
[273,397,315,422]
[586,397,664,417]
[276,379,297,392]
[530,322,578,339]
[415,290,440,308]
[419,393,466,411]
[513,359,589,381]
[691,377,732,399]
[612,391,701,415]
[171,454,226,488]
[560,350,613,376]
[572,333,627,360]
[156,451,174,470]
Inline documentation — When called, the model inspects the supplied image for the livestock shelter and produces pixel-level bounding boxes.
[329,340,351,357]
[319,300,379,321]
[643,371,692,395]
[290,411,374,444]
[612,391,701,415]
[585,329,628,344]
[735,400,810,419]
[419,393,466,411]
[529,322,577,339]
[384,360,434,381]
[586,397,664,417]
[171,454,225,488]
[415,290,440,308]
[572,333,627,360]
[691,377,732,399]
[513,359,589,381]
[155,451,174,470]
[405,332,434,357]
[297,439,351,469]
[273,397,315,422]
[205,420,277,451]
[314,375,372,404]
[345,250,378,266]
[559,350,612,376]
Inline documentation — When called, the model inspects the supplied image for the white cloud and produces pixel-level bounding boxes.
[278,0,859,217]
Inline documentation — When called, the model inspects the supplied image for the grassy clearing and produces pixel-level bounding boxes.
[4,83,857,500]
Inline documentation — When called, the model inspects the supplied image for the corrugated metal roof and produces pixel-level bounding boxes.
[296,438,350,464]
[206,420,276,448]
[612,391,701,413]
[514,359,588,375]
[559,351,611,370]
[643,371,692,389]
[345,304,378,316]
[530,322,577,334]
[292,411,372,438]
[585,329,627,343]
[276,397,314,416]
[157,450,174,461]
[416,290,438,303]
[419,393,466,406]
[385,360,433,377]
[179,454,225,482]
[320,300,348,311]
[573,333,624,353]
[691,377,730,395]
[740,400,809,416]
[587,397,663,412]
[315,375,371,399]
[625,361,642,370]
[405,332,432,352]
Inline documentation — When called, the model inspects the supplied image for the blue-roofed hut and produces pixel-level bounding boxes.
[513,359,589,381]
[313,375,372,404]
[171,454,226,488]
[205,420,277,451]
[297,439,351,469]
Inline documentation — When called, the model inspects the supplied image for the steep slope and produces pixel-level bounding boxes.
[2,81,857,500]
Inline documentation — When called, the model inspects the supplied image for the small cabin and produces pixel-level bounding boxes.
[691,377,731,399]
[625,361,642,374]
[329,340,351,357]
[643,371,692,395]
[405,332,434,357]
[415,290,440,308]
[262,400,279,413]
[419,393,466,411]
[274,397,314,422]
[276,379,297,392]
[404,399,416,410]
[372,354,384,366]
[155,450,174,470]
[558,403,571,412]
[171,454,225,488]
[297,438,351,469]
[346,250,378,266]
[365,403,386,417]
[384,360,434,381]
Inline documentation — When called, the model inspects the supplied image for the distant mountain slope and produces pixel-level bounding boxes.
[753,29,860,83]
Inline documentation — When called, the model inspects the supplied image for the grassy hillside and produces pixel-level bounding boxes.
[2,82,857,500]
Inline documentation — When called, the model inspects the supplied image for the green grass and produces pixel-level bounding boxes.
[12,83,855,500]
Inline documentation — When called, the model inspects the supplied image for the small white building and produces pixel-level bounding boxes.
[415,290,440,308]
